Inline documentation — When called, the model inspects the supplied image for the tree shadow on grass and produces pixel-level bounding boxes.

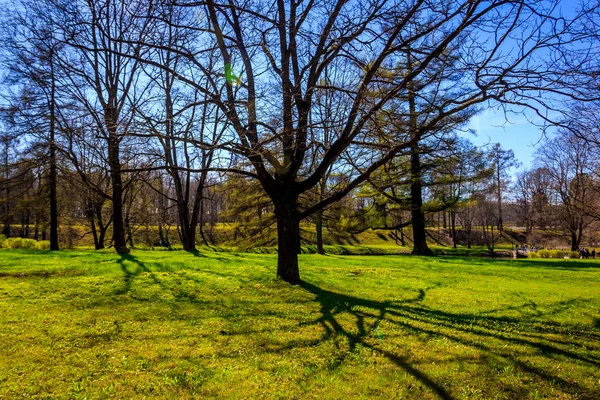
[300,281,453,399]
[187,248,249,264]
[299,281,600,400]
[115,254,231,306]
[106,256,599,399]
[115,254,163,295]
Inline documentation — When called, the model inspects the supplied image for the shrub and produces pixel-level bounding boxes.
[551,250,566,259]
[35,241,50,250]
[2,237,41,250]
[569,251,580,259]
[0,234,5,247]
[529,249,568,259]
[538,249,552,258]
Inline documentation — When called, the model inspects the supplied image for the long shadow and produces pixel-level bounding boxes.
[116,254,237,306]
[107,256,599,398]
[300,281,600,400]
[301,281,454,400]
[187,248,244,264]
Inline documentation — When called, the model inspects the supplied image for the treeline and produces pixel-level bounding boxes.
[0,0,599,282]
[5,130,600,254]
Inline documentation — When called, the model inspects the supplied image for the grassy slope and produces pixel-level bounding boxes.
[1,250,599,399]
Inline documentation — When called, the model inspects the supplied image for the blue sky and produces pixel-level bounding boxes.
[466,106,551,172]
[463,0,584,174]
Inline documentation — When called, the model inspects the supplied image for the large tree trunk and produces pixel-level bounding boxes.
[570,219,583,251]
[175,197,196,251]
[410,146,434,256]
[275,196,301,284]
[107,133,128,254]
[181,224,197,251]
[49,60,59,251]
[407,72,433,257]
[97,229,106,250]
[3,139,10,238]
[184,177,209,252]
[570,231,579,252]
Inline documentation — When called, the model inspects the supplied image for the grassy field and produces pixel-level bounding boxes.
[1,249,599,399]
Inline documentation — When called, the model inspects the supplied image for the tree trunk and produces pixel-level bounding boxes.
[34,213,39,240]
[399,225,405,246]
[407,70,433,257]
[451,210,457,248]
[410,146,434,256]
[24,210,30,239]
[485,224,495,255]
[182,224,196,251]
[107,134,128,254]
[570,232,578,251]
[88,205,99,250]
[577,219,584,250]
[158,224,166,246]
[125,216,134,247]
[176,203,195,251]
[198,197,209,247]
[316,209,324,255]
[275,196,301,284]
[97,228,106,250]
[21,211,26,238]
[571,229,581,251]
[94,204,106,250]
[49,59,59,250]
[496,159,504,231]
[2,139,10,237]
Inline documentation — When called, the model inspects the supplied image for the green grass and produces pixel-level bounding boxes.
[1,249,599,399]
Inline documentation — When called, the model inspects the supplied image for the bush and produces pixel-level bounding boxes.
[568,251,579,259]
[538,249,552,258]
[35,241,50,250]
[551,250,566,259]
[1,237,42,250]
[529,249,569,259]
[0,234,5,247]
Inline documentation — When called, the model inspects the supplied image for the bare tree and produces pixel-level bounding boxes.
[0,5,64,249]
[40,0,153,253]
[534,132,598,250]
[117,0,597,282]
[488,143,519,231]
[134,2,225,251]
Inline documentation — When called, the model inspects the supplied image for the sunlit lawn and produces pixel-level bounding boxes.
[1,249,599,399]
